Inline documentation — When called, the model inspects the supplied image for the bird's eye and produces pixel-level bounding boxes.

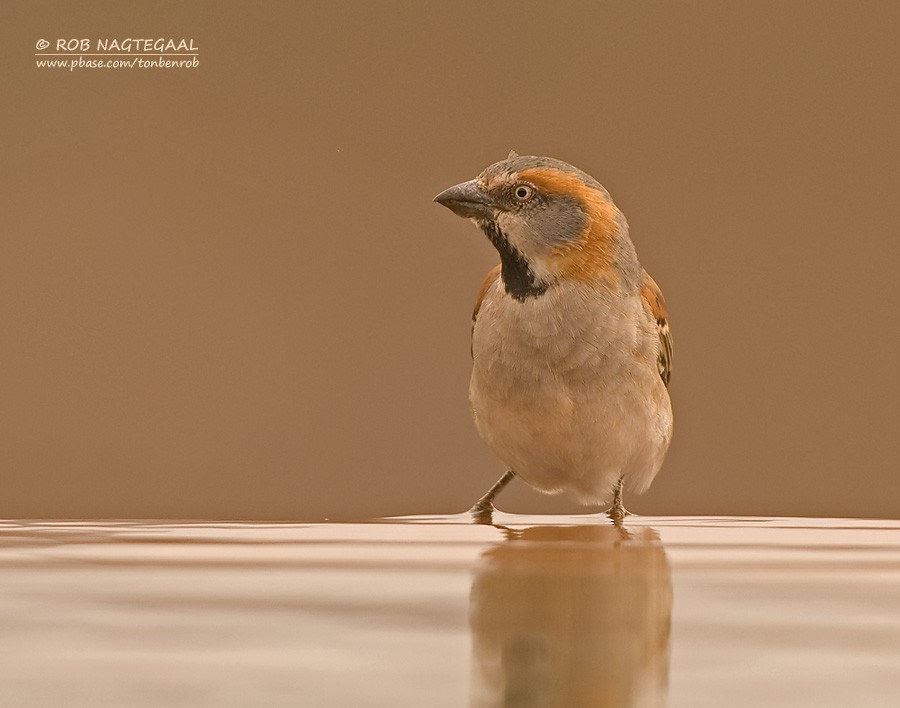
[513,184,534,202]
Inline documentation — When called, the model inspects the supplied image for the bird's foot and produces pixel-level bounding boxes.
[606,503,632,525]
[468,500,495,525]
[605,477,632,525]
[467,469,515,524]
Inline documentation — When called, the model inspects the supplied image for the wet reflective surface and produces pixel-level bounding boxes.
[1,516,899,707]
[470,524,670,707]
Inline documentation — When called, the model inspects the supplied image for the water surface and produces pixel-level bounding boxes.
[1,516,898,707]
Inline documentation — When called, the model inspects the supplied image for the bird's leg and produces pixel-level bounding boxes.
[469,469,516,524]
[607,477,631,524]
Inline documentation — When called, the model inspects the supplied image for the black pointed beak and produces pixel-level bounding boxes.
[433,180,498,220]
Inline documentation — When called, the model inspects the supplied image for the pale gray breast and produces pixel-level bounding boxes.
[472,281,655,390]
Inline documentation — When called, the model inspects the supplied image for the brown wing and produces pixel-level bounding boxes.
[473,264,502,322]
[471,265,501,358]
[641,273,673,386]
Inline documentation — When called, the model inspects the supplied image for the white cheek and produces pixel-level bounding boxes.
[495,212,530,253]
[495,212,556,281]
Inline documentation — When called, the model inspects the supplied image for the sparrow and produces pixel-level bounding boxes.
[434,152,673,523]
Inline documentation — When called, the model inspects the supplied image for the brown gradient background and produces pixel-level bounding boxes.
[3,2,899,520]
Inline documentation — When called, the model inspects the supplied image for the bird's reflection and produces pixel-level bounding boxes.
[469,524,672,708]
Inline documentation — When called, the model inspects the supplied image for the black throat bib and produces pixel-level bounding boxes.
[480,221,548,302]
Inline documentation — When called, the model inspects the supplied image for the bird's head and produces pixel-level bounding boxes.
[434,152,639,301]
